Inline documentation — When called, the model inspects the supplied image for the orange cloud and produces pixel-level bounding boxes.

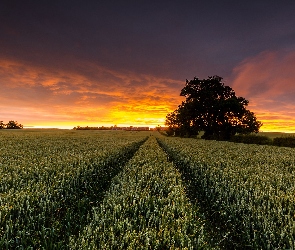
[0,57,184,128]
[230,50,295,132]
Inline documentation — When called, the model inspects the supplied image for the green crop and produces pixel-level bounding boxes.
[0,130,148,248]
[157,136,295,249]
[71,136,209,249]
[2,129,294,249]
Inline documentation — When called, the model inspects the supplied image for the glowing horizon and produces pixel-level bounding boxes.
[20,121,295,133]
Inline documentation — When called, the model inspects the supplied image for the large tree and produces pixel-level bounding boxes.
[165,76,262,139]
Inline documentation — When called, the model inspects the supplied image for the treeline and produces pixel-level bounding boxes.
[230,134,295,148]
[163,131,295,148]
[0,120,23,129]
[73,126,113,130]
[73,126,150,131]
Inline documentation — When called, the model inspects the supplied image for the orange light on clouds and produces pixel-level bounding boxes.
[230,50,295,133]
[0,57,183,129]
[2,50,295,132]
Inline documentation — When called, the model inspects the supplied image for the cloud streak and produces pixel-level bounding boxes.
[0,57,184,128]
[230,50,295,132]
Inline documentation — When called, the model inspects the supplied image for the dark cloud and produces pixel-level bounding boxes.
[1,1,295,79]
[1,1,295,129]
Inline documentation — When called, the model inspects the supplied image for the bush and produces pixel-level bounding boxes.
[230,134,272,145]
[273,136,295,147]
[165,127,175,136]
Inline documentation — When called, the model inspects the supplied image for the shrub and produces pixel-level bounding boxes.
[230,134,272,145]
[273,136,295,147]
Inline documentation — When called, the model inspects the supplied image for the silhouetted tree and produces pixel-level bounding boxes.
[165,76,262,139]
[0,121,5,129]
[6,120,23,129]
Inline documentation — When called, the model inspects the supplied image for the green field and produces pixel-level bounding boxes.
[1,130,295,249]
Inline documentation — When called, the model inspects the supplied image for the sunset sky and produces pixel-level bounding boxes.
[1,1,295,131]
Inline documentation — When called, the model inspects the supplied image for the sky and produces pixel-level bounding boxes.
[1,1,295,131]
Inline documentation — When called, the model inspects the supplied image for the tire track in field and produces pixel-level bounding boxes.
[60,136,149,247]
[156,136,242,249]
[2,136,148,249]
[71,136,211,249]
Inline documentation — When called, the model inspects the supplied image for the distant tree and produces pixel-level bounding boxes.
[0,121,5,129]
[165,76,262,139]
[156,125,161,132]
[6,120,23,129]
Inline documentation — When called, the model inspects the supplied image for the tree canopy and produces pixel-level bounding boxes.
[165,76,262,139]
[0,120,23,129]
